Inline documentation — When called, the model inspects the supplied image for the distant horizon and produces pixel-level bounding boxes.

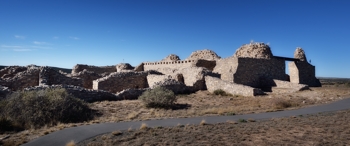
[1,0,349,78]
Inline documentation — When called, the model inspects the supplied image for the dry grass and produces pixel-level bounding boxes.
[140,123,148,130]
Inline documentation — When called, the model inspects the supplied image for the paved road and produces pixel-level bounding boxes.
[23,97,350,146]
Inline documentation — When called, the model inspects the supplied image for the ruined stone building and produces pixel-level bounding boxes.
[0,42,321,101]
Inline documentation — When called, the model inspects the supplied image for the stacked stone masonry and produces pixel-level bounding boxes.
[0,42,321,99]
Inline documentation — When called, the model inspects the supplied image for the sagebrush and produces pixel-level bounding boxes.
[0,88,94,130]
[213,89,232,96]
[138,86,176,108]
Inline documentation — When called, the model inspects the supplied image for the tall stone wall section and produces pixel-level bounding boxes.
[289,61,321,87]
[93,72,149,93]
[213,56,238,82]
[0,66,27,78]
[233,57,285,87]
[72,64,117,74]
[205,76,265,96]
[0,66,40,91]
[144,59,216,73]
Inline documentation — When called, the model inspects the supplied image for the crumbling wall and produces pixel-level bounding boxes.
[0,66,27,78]
[93,72,149,93]
[134,63,144,71]
[205,76,265,96]
[186,49,221,60]
[39,67,82,87]
[289,61,321,87]
[147,74,184,87]
[71,70,102,89]
[213,56,238,82]
[72,64,116,74]
[0,66,40,91]
[116,63,134,72]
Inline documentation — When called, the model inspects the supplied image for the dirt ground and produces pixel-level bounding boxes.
[79,109,350,146]
[1,82,350,146]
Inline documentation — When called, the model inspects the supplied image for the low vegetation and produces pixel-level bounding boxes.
[138,86,177,108]
[0,88,94,130]
[213,89,232,96]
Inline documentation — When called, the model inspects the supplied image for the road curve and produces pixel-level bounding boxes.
[23,97,350,146]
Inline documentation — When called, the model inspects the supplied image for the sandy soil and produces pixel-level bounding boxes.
[1,85,350,146]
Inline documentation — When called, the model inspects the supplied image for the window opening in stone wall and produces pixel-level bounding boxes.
[285,61,291,81]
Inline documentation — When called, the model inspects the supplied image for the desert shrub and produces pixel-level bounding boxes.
[271,98,292,110]
[213,89,232,96]
[0,88,94,129]
[138,86,176,108]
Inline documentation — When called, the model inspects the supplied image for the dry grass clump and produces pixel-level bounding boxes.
[0,88,94,130]
[200,119,206,125]
[213,89,232,96]
[140,123,148,130]
[138,86,177,108]
[271,98,296,110]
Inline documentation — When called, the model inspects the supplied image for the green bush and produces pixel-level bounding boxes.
[138,87,177,108]
[0,88,94,129]
[213,89,232,96]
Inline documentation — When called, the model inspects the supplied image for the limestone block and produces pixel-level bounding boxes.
[205,76,265,96]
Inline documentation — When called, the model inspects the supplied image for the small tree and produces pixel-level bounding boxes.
[139,86,176,108]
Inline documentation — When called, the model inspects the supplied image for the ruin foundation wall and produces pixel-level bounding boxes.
[205,76,265,96]
[72,64,117,74]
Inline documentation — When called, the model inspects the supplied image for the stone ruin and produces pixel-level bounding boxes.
[0,42,321,101]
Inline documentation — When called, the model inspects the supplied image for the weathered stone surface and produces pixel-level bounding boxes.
[273,79,309,91]
[205,76,265,96]
[179,67,219,91]
[71,69,102,89]
[186,49,221,61]
[0,66,40,91]
[0,66,27,78]
[294,47,307,61]
[24,85,119,102]
[39,66,82,87]
[234,42,273,59]
[289,61,321,87]
[72,64,116,74]
[115,88,148,100]
[116,63,134,72]
[151,78,189,94]
[93,71,149,93]
[161,54,181,62]
[134,63,144,71]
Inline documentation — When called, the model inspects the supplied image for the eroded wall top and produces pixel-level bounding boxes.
[294,47,307,61]
[161,54,181,62]
[186,49,221,61]
[234,42,273,59]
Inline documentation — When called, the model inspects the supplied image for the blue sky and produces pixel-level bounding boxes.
[0,0,349,78]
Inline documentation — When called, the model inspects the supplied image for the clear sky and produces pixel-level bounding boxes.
[0,0,349,78]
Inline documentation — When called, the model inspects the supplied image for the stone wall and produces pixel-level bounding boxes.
[0,66,40,91]
[93,71,149,93]
[234,57,285,87]
[147,74,184,88]
[144,59,216,72]
[40,67,82,87]
[71,70,102,89]
[0,85,10,100]
[72,64,117,74]
[213,56,238,82]
[0,66,27,78]
[289,61,321,87]
[205,76,265,96]
[273,79,309,91]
